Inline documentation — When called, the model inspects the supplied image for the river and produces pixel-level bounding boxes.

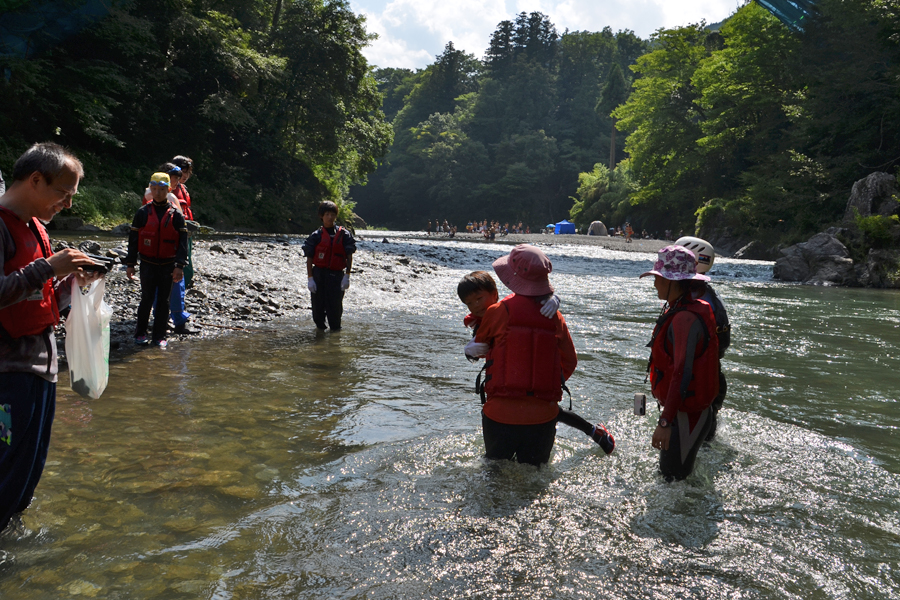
[1,233,898,599]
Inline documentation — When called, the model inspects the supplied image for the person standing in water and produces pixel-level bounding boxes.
[302,201,355,331]
[458,270,615,455]
[674,236,731,441]
[641,245,720,480]
[462,245,579,466]
[0,142,101,531]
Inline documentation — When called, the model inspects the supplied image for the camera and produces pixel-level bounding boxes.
[634,393,646,416]
[81,254,118,274]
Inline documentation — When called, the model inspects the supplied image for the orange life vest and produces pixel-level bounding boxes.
[0,206,60,337]
[484,294,562,403]
[138,203,180,260]
[647,298,720,412]
[311,226,347,271]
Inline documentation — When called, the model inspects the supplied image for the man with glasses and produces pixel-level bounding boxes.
[0,142,101,532]
[125,172,188,348]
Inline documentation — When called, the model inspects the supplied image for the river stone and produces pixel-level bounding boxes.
[66,580,102,597]
[209,244,227,253]
[773,253,809,281]
[857,249,900,288]
[78,240,102,254]
[47,216,83,230]
[807,256,856,285]
[843,171,899,221]
[798,232,849,261]
[110,223,131,235]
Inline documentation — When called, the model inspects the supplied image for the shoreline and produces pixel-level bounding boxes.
[357,231,673,255]
[53,229,669,366]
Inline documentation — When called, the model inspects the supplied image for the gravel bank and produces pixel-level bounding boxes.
[363,231,672,255]
[52,230,665,362]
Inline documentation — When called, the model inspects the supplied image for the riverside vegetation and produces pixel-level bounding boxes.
[3,0,900,266]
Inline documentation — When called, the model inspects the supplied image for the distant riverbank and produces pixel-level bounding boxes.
[359,231,673,255]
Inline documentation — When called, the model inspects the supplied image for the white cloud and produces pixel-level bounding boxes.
[352,0,742,69]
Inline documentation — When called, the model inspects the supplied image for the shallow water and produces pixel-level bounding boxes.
[2,234,899,599]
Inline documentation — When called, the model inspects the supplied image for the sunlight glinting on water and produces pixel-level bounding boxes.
[2,234,899,599]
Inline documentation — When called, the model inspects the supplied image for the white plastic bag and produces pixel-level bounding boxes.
[65,277,112,399]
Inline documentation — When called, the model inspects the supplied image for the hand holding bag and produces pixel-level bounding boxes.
[65,277,112,399]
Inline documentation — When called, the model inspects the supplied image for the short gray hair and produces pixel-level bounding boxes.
[12,142,83,183]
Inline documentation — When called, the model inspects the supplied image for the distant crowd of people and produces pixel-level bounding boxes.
[427,219,532,240]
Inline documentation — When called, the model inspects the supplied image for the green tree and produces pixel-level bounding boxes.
[597,62,627,170]
[613,23,713,232]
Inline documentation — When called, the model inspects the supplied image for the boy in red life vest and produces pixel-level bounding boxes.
[462,244,579,466]
[458,270,615,455]
[640,245,720,481]
[302,201,355,331]
[125,172,188,348]
[0,142,102,532]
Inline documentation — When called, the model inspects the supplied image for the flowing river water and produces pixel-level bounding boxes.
[1,233,899,599]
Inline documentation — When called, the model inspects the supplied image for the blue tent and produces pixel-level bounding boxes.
[554,220,575,235]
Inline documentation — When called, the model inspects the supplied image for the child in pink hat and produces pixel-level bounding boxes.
[461,245,614,465]
[640,244,719,480]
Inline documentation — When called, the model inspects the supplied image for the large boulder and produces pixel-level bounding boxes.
[773,232,857,285]
[856,249,900,288]
[772,248,810,281]
[843,172,900,221]
[46,216,83,230]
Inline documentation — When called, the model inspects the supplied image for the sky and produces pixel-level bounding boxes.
[349,0,747,70]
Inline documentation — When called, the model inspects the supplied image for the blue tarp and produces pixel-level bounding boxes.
[554,220,575,235]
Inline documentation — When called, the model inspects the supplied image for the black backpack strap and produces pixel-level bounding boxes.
[561,374,572,411]
[475,359,493,405]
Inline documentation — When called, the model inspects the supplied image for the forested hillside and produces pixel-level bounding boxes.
[602,0,900,247]
[356,1,900,250]
[0,0,392,232]
[351,12,647,229]
[4,0,899,247]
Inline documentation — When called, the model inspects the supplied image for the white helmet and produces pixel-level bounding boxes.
[674,236,715,274]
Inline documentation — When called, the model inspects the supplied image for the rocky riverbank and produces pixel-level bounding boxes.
[51,230,667,361]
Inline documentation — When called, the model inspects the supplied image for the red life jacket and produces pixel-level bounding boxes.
[647,298,720,412]
[311,226,347,271]
[484,294,562,403]
[138,203,180,260]
[173,184,193,221]
[0,206,60,337]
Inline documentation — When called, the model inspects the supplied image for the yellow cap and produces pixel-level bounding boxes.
[149,172,170,187]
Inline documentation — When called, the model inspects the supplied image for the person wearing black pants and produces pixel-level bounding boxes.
[302,201,355,331]
[0,142,101,532]
[310,265,345,330]
[125,172,188,347]
[136,261,176,343]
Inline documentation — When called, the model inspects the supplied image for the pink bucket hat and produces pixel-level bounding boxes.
[492,244,554,296]
[640,245,710,281]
